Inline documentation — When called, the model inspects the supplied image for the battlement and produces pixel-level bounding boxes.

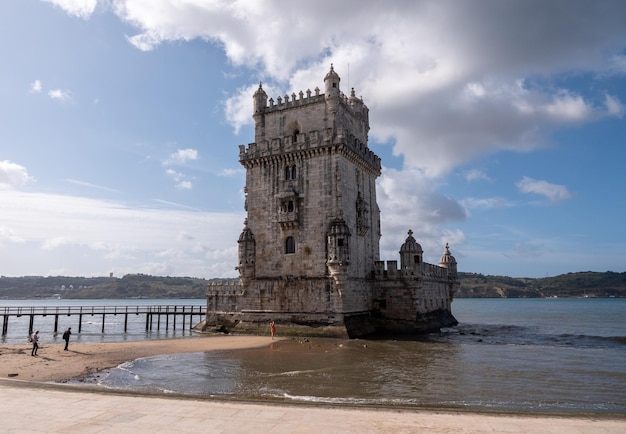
[239,127,381,173]
[374,260,450,281]
[259,88,367,115]
[264,88,326,112]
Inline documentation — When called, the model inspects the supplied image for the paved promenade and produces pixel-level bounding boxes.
[1,380,624,433]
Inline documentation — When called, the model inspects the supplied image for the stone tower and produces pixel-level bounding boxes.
[206,66,458,338]
[240,65,380,299]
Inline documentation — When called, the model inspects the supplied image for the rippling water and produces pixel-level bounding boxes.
[85,298,626,414]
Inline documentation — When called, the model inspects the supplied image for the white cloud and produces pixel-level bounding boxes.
[165,168,193,190]
[0,161,35,189]
[461,197,509,210]
[516,176,572,202]
[30,80,42,93]
[66,179,120,193]
[44,0,98,19]
[542,91,593,122]
[161,149,198,189]
[224,83,266,134]
[465,169,491,182]
[51,2,626,178]
[0,226,24,245]
[219,168,245,177]
[176,180,193,190]
[0,190,243,277]
[163,148,198,166]
[48,89,72,102]
[376,167,467,258]
[40,1,626,276]
[605,94,625,117]
[45,1,626,179]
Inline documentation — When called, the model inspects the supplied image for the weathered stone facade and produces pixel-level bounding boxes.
[206,66,459,338]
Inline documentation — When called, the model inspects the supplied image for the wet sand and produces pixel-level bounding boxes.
[1,336,624,433]
[0,335,276,382]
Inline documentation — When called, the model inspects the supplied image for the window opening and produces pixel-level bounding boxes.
[285,237,296,254]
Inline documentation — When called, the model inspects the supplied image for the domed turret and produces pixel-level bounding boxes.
[253,82,268,138]
[438,243,457,277]
[236,219,256,286]
[324,64,341,114]
[324,64,341,97]
[253,82,268,114]
[399,229,423,273]
[326,218,351,293]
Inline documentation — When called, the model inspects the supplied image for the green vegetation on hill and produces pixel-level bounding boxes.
[0,274,233,300]
[457,271,626,298]
[1,271,624,299]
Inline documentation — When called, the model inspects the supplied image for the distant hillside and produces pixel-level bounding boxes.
[0,274,232,300]
[457,271,626,298]
[1,271,624,299]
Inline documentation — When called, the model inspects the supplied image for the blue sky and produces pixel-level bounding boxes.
[1,0,625,279]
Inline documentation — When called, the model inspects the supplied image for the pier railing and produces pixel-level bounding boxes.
[1,304,206,335]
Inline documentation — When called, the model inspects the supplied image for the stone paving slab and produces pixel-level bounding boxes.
[1,381,624,433]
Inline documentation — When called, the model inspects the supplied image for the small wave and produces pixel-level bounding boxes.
[603,335,626,345]
[438,324,626,349]
[266,369,320,377]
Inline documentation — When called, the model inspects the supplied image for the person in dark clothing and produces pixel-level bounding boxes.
[62,327,72,351]
[31,330,39,356]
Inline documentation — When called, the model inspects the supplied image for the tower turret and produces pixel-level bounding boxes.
[253,82,268,114]
[326,218,351,293]
[253,83,268,138]
[438,243,457,278]
[235,219,256,286]
[399,230,423,275]
[324,64,341,113]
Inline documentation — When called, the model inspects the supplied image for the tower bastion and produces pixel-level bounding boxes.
[205,66,459,338]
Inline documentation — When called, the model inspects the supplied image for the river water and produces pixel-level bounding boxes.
[3,298,625,414]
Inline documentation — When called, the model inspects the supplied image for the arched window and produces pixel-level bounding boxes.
[293,129,299,143]
[290,165,297,179]
[285,237,296,254]
[287,200,294,212]
[284,166,291,180]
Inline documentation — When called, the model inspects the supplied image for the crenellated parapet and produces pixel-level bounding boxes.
[265,89,325,112]
[239,128,381,175]
[373,260,450,281]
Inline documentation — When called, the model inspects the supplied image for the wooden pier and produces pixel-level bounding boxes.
[1,304,206,336]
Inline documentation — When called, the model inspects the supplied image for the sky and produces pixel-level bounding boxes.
[1,0,625,279]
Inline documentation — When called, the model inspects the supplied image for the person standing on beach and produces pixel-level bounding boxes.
[31,330,39,356]
[270,321,276,339]
[62,327,72,351]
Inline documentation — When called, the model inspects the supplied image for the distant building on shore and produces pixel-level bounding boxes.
[205,66,459,338]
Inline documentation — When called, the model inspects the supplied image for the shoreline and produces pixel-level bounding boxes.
[1,337,625,420]
[0,334,276,382]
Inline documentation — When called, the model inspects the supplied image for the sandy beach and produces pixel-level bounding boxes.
[1,336,624,433]
[0,335,276,382]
